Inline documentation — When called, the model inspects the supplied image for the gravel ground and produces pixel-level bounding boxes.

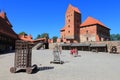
[0,50,120,80]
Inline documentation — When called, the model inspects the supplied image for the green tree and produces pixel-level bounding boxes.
[110,34,115,40]
[41,33,49,39]
[110,34,120,41]
[116,34,120,40]
[19,32,27,36]
[35,33,49,40]
[52,36,58,43]
[35,34,41,39]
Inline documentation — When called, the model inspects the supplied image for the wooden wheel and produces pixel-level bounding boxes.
[10,67,16,73]
[110,46,117,53]
[50,61,53,64]
[26,67,32,74]
[60,61,64,64]
[33,64,37,70]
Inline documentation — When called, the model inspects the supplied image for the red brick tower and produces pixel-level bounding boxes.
[60,4,81,43]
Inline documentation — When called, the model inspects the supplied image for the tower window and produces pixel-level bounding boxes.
[86,30,88,34]
[68,25,70,28]
[68,19,70,22]
[77,30,79,34]
[86,37,89,41]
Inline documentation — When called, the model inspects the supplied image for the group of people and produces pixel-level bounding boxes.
[70,48,78,57]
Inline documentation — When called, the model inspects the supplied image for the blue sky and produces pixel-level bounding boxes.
[0,0,120,39]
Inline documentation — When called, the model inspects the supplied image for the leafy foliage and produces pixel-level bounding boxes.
[52,36,58,43]
[110,34,120,41]
[36,34,41,39]
[19,32,27,36]
[41,33,49,39]
[35,33,49,39]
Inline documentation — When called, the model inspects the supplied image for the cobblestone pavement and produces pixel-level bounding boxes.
[0,50,120,80]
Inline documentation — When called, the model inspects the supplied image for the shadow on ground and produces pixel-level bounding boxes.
[0,50,15,55]
[32,66,54,74]
[15,66,54,74]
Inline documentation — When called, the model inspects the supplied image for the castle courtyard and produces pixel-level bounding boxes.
[0,50,120,80]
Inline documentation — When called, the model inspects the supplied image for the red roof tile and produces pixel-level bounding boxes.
[0,11,6,18]
[0,11,12,27]
[60,27,65,31]
[80,16,109,29]
[34,38,46,42]
[67,4,80,13]
[0,16,18,39]
[19,35,33,42]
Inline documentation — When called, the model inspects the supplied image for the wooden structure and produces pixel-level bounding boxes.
[10,40,37,74]
[50,44,64,64]
[60,43,108,52]
[60,43,71,50]
[110,46,117,53]
[71,43,90,51]
[90,44,107,52]
[0,11,18,52]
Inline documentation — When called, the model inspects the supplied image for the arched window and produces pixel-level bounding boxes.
[68,19,70,22]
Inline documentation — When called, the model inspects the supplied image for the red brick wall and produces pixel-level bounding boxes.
[80,25,97,42]
[80,24,110,42]
[97,25,110,41]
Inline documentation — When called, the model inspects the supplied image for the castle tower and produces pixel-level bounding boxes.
[60,4,81,43]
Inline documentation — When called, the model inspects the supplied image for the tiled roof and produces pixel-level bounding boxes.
[0,11,6,19]
[60,27,65,31]
[80,16,109,29]
[0,11,12,27]
[0,27,18,39]
[67,4,80,13]
[90,44,107,47]
[0,14,18,39]
[19,35,47,43]
[34,38,46,42]
[19,35,33,42]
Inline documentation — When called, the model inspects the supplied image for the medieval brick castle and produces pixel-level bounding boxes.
[60,4,110,43]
